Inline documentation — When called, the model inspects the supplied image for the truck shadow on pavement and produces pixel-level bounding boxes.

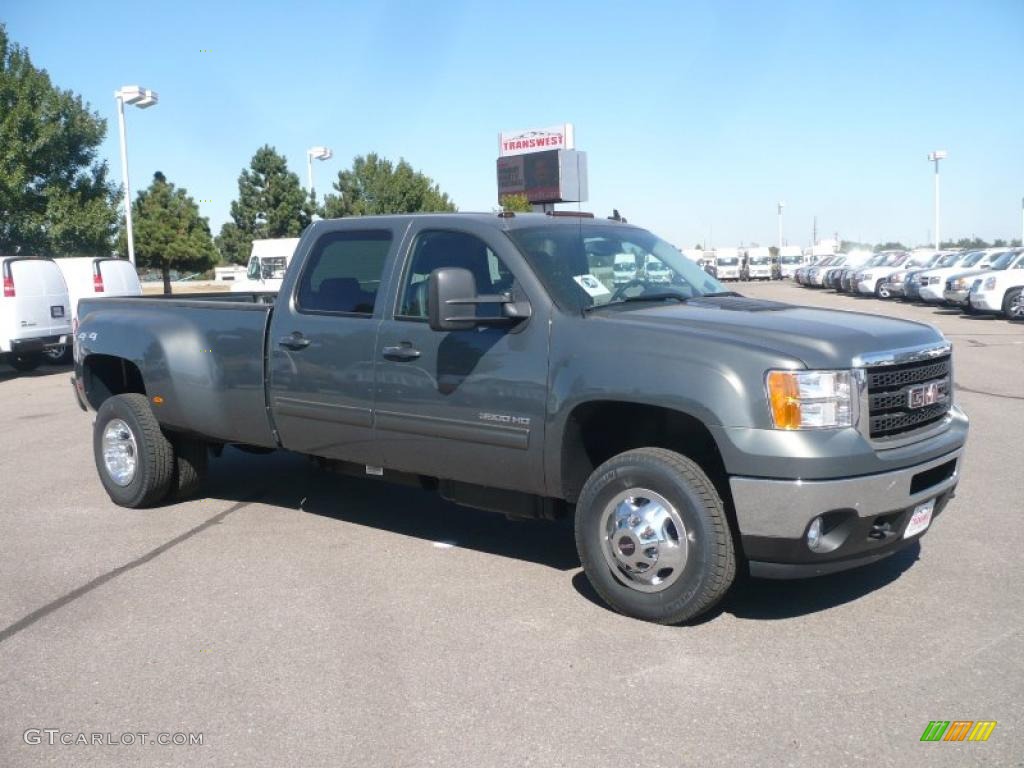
[206,447,922,623]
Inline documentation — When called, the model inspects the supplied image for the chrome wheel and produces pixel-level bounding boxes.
[102,418,138,486]
[44,345,66,362]
[1010,291,1024,319]
[600,488,689,593]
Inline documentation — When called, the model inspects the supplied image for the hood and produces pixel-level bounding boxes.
[921,265,976,280]
[947,268,991,283]
[593,296,943,369]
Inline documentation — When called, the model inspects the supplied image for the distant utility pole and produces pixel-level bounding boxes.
[927,150,947,249]
[777,202,785,249]
[1020,196,1023,246]
[812,216,818,246]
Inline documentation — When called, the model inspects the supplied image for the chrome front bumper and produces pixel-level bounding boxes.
[730,446,963,540]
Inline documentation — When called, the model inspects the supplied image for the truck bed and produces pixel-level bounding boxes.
[76,294,277,448]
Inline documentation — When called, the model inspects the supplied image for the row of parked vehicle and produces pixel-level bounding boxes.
[0,256,141,372]
[793,247,1024,321]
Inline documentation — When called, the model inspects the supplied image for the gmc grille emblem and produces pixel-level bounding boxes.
[907,380,948,409]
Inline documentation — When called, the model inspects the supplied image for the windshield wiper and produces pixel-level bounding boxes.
[699,291,742,297]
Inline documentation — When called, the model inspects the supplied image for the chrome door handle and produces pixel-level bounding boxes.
[382,344,420,361]
[278,333,311,350]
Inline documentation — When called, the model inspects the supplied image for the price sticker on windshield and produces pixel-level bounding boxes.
[573,274,611,298]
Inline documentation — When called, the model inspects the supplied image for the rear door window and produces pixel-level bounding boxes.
[296,230,393,315]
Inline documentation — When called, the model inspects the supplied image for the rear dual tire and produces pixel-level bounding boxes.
[94,393,209,508]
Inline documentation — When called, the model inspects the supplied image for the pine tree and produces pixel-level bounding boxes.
[0,24,118,255]
[122,172,217,294]
[322,154,456,218]
[216,146,314,264]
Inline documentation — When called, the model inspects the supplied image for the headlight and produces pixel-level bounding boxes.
[983,276,997,290]
[766,370,854,430]
[952,278,967,290]
[861,273,873,281]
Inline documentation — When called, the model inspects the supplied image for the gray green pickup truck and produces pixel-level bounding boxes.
[73,213,968,623]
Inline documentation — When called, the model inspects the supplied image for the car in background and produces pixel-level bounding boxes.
[808,255,847,287]
[742,247,774,280]
[968,250,1024,319]
[229,238,300,293]
[643,255,672,284]
[714,248,742,281]
[50,257,141,363]
[612,252,639,285]
[840,253,885,293]
[852,251,912,298]
[889,251,949,300]
[0,256,72,373]
[943,249,1019,312]
[918,250,992,303]
[777,246,803,279]
[826,251,873,291]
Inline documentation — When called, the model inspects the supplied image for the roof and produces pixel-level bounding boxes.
[307,212,639,234]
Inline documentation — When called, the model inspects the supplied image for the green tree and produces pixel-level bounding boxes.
[322,153,456,218]
[120,172,217,294]
[0,24,118,256]
[217,146,314,264]
[941,237,990,250]
[500,193,532,213]
[874,241,908,252]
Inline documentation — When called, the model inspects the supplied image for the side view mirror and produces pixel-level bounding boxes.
[427,267,532,332]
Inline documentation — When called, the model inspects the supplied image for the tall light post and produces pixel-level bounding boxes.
[306,146,333,200]
[114,85,158,267]
[777,201,785,248]
[927,150,947,250]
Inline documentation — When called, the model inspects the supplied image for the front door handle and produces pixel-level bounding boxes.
[278,332,311,350]
[382,343,421,361]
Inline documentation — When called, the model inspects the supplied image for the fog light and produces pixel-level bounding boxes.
[807,517,824,551]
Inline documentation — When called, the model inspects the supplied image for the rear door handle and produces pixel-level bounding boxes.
[382,344,421,361]
[278,333,311,350]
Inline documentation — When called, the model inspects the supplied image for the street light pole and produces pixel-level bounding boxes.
[306,146,333,202]
[928,150,947,250]
[113,86,158,267]
[777,201,785,248]
[115,93,135,266]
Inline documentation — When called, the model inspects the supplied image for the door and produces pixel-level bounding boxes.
[374,224,550,494]
[268,226,399,464]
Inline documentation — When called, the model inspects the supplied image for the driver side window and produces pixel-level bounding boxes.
[397,230,514,320]
[247,257,260,280]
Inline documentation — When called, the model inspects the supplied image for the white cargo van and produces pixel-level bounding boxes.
[0,256,72,372]
[50,257,141,363]
[743,247,774,280]
[778,246,804,278]
[714,248,742,281]
[230,238,300,293]
[613,253,638,285]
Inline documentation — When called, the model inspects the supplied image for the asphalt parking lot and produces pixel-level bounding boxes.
[1,281,1021,768]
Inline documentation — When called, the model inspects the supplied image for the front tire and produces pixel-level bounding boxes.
[93,393,175,508]
[1004,287,1024,321]
[575,448,736,624]
[875,280,890,299]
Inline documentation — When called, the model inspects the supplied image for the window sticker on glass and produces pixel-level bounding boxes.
[573,274,611,297]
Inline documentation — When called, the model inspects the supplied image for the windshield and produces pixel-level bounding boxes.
[988,252,1015,270]
[937,253,962,268]
[749,256,770,264]
[882,254,908,267]
[781,255,802,264]
[960,252,985,268]
[507,224,727,311]
[716,256,739,265]
[260,257,287,279]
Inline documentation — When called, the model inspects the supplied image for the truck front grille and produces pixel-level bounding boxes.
[866,355,952,439]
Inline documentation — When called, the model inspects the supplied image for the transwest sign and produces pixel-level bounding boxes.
[498,124,575,157]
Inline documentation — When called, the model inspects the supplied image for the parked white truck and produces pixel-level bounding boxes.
[230,238,300,293]
[743,247,774,280]
[778,246,804,279]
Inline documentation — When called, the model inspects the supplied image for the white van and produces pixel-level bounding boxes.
[230,238,300,293]
[50,257,142,363]
[613,253,638,285]
[0,256,72,372]
[714,248,742,281]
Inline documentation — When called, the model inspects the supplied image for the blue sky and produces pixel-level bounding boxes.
[6,0,1023,248]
